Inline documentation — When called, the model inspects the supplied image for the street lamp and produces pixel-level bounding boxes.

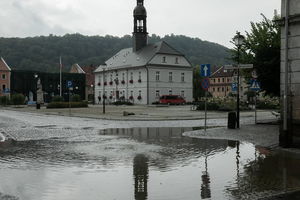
[34,73,40,109]
[91,84,94,104]
[233,31,245,129]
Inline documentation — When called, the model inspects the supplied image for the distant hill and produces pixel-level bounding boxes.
[0,34,231,72]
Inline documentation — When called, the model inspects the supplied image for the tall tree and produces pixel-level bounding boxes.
[231,15,281,96]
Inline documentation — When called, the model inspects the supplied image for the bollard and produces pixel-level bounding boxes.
[228,112,236,129]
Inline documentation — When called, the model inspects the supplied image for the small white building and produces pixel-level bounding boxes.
[94,0,193,105]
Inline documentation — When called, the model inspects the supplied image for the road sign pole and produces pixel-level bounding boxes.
[204,91,207,131]
[255,92,257,124]
[69,88,71,116]
[237,67,240,129]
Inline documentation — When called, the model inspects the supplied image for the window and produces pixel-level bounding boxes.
[2,84,6,90]
[131,91,133,96]
[222,78,225,82]
[2,74,6,80]
[217,87,220,92]
[169,72,173,82]
[139,90,141,96]
[98,75,101,83]
[110,74,113,82]
[130,72,133,80]
[213,79,216,83]
[213,87,215,92]
[156,90,160,98]
[181,90,185,97]
[162,56,166,63]
[156,71,160,81]
[222,87,224,92]
[175,57,179,64]
[181,73,185,82]
[122,73,125,81]
[138,71,141,80]
[104,74,107,82]
[169,90,172,95]
[218,78,220,83]
[227,78,230,82]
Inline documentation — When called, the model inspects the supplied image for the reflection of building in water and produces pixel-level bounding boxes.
[133,154,149,200]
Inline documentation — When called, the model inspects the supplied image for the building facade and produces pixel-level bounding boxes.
[70,64,96,101]
[0,57,11,97]
[208,66,248,100]
[94,0,193,105]
[280,0,300,146]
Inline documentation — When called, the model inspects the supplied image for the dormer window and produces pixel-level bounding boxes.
[2,74,6,80]
[162,56,166,63]
[175,57,179,64]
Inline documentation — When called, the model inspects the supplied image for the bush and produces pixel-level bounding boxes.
[112,101,133,106]
[256,101,279,109]
[47,101,88,109]
[0,96,9,105]
[52,96,64,102]
[10,94,25,105]
[196,101,219,110]
[71,94,81,102]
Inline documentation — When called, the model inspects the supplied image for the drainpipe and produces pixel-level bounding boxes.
[283,0,289,132]
[145,66,149,105]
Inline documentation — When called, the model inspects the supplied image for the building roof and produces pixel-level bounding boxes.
[70,63,85,74]
[210,66,233,78]
[0,57,11,71]
[100,41,185,71]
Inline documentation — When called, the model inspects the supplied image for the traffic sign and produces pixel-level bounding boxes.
[67,80,73,89]
[251,69,258,79]
[232,83,237,92]
[250,79,261,91]
[3,88,10,94]
[201,78,210,90]
[200,64,211,77]
[224,64,253,70]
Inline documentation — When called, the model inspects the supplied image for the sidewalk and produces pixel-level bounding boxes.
[1,104,278,121]
[183,125,279,147]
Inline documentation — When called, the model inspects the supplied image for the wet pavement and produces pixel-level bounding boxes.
[0,110,300,200]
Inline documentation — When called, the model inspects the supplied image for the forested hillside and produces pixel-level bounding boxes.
[0,34,230,72]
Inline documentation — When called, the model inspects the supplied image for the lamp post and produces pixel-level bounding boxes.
[34,73,40,109]
[91,84,94,105]
[233,32,245,128]
[103,68,106,114]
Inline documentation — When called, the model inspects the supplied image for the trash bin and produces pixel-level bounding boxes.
[228,111,236,129]
[36,103,41,109]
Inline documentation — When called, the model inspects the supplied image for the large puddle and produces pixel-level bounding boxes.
[0,127,300,200]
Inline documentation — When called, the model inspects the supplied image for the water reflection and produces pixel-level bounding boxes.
[1,127,300,200]
[201,156,211,199]
[133,154,149,200]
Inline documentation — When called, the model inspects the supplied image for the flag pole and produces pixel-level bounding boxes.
[60,56,62,97]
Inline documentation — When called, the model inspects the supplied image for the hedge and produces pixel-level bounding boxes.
[47,101,88,109]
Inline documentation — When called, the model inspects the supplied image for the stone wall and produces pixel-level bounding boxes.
[280,0,300,146]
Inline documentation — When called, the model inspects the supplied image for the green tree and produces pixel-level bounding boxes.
[193,65,205,100]
[231,15,280,96]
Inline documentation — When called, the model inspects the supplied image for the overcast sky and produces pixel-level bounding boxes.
[0,0,281,48]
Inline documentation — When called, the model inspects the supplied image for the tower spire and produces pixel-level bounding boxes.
[133,0,148,52]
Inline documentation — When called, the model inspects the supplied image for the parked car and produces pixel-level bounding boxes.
[159,95,186,105]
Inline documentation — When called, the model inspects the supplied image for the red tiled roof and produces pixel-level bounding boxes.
[81,65,97,86]
[0,58,11,71]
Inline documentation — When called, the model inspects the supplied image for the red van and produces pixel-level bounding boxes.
[159,95,186,105]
